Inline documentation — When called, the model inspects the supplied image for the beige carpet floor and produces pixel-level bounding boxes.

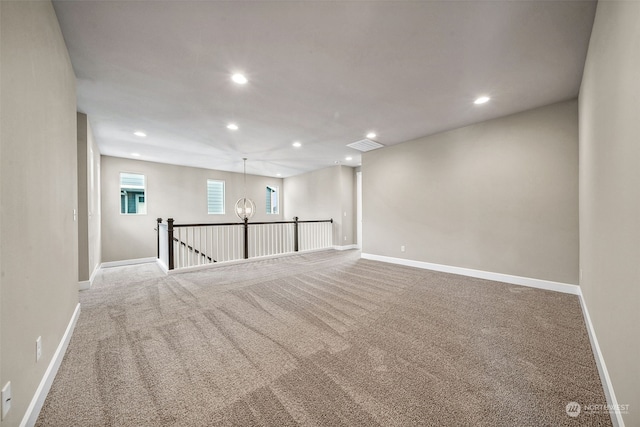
[37,250,612,426]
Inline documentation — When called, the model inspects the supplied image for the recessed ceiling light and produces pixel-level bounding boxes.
[227,123,238,130]
[276,173,282,177]
[474,96,490,105]
[231,73,248,85]
[133,131,146,137]
[366,132,376,139]
[345,156,353,161]
[131,153,141,157]
[292,141,302,148]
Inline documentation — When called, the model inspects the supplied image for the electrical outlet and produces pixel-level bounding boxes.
[344,236,347,241]
[401,245,406,252]
[36,336,42,362]
[2,382,11,420]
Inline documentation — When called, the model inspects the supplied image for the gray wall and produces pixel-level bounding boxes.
[579,1,640,424]
[0,2,79,425]
[101,156,284,262]
[283,165,356,246]
[363,100,579,284]
[77,113,102,282]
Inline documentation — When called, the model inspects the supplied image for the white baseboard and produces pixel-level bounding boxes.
[78,264,100,291]
[100,257,156,269]
[333,244,359,251]
[156,258,168,274]
[361,253,580,295]
[167,248,337,275]
[578,291,625,427]
[78,257,158,291]
[167,254,285,274]
[21,303,81,427]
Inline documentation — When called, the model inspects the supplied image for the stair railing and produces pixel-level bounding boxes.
[157,217,333,271]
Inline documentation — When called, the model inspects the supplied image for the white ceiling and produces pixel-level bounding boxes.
[53,1,596,178]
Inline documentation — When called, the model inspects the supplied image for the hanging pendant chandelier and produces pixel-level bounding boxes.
[235,158,256,220]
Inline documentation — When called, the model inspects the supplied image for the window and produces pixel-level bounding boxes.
[120,172,146,214]
[266,185,279,214]
[207,179,225,214]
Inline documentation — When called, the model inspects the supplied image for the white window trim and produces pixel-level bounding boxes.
[120,171,147,215]
[266,185,279,215]
[207,179,225,215]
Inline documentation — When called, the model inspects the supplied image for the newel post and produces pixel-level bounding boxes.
[243,217,249,260]
[167,218,174,270]
[293,216,299,252]
[156,218,162,259]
